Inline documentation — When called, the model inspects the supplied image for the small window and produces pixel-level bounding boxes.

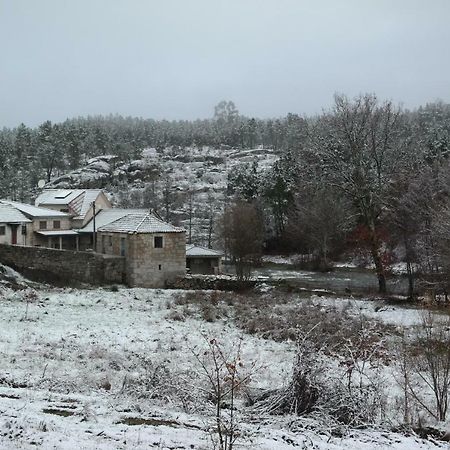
[108,236,112,246]
[158,264,162,271]
[39,221,47,230]
[21,225,27,235]
[154,236,163,248]
[0,226,5,236]
[53,220,61,229]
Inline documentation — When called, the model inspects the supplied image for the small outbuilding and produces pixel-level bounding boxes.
[186,244,223,275]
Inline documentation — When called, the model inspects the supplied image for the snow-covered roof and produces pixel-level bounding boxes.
[98,212,185,234]
[36,189,85,205]
[0,200,69,218]
[186,244,223,258]
[35,189,107,219]
[0,203,32,223]
[73,190,106,219]
[78,209,148,233]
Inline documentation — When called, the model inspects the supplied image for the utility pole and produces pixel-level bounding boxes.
[92,201,97,252]
[188,189,194,245]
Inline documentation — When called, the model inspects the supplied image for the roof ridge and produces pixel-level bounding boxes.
[151,209,164,221]
[134,213,150,233]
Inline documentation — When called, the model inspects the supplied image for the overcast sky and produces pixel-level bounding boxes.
[0,0,449,127]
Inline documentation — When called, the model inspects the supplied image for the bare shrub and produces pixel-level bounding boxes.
[259,328,322,415]
[21,289,39,321]
[171,290,232,323]
[201,303,218,322]
[234,292,394,356]
[166,309,185,322]
[398,313,450,422]
[192,336,257,450]
[172,291,189,305]
[119,355,199,412]
[318,379,385,428]
[340,323,389,391]
[255,325,387,429]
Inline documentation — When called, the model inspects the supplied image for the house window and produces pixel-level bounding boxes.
[0,226,5,236]
[154,236,163,248]
[39,221,47,230]
[120,238,126,256]
[108,236,112,246]
[21,225,27,235]
[158,264,162,270]
[53,220,61,229]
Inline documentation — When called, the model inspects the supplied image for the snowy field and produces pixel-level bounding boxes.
[0,284,447,449]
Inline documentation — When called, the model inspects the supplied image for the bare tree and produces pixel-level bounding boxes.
[142,179,159,211]
[287,187,354,270]
[162,175,175,222]
[309,94,412,293]
[220,201,264,280]
[430,202,450,297]
[205,191,216,248]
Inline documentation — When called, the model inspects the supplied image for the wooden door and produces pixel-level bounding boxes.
[11,225,17,245]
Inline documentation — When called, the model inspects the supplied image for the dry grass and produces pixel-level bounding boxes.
[167,289,395,358]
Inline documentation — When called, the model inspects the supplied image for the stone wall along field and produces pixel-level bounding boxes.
[0,244,125,286]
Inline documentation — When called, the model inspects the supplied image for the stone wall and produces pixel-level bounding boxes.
[0,244,125,286]
[167,275,256,291]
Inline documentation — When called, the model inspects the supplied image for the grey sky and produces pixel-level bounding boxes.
[1,0,449,127]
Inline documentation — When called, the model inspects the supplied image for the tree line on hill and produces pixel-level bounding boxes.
[0,100,304,201]
[1,95,449,294]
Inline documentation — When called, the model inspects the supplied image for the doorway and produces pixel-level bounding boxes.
[10,225,18,245]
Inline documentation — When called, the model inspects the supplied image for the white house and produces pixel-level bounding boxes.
[0,203,31,246]
[0,200,73,248]
[35,189,112,228]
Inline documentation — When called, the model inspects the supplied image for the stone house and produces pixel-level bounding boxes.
[97,211,186,287]
[0,200,73,249]
[77,208,146,251]
[186,244,223,275]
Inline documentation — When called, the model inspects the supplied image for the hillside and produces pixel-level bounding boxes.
[45,146,279,246]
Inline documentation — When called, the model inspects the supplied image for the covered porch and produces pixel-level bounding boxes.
[35,230,80,250]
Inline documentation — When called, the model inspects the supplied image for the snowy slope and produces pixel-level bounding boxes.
[44,146,279,246]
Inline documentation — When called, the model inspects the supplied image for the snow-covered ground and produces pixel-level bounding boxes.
[0,284,446,449]
[306,294,438,328]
